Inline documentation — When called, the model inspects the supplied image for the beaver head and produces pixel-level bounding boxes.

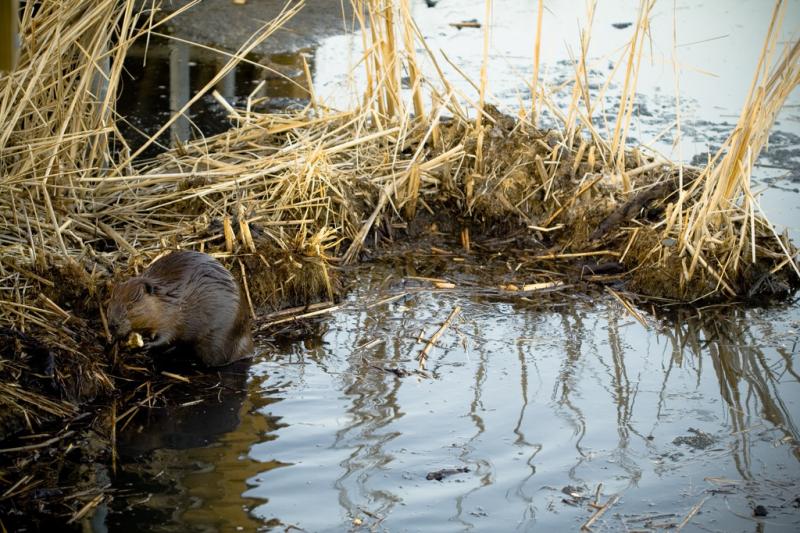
[107,278,159,341]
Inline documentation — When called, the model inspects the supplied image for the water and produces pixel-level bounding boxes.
[108,268,800,531]
[247,280,800,532]
[117,37,311,159]
[106,0,800,531]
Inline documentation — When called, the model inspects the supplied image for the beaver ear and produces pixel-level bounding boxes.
[143,280,156,295]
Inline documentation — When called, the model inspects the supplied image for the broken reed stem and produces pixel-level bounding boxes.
[0,430,76,454]
[606,287,648,329]
[238,259,257,321]
[564,0,596,143]
[418,305,461,370]
[610,0,654,190]
[474,0,492,180]
[400,0,424,121]
[530,0,544,125]
[676,495,711,531]
[256,303,340,331]
[665,1,685,236]
[532,250,620,260]
[160,371,190,383]
[581,493,620,531]
[1,474,36,500]
[67,494,104,524]
[382,0,401,118]
[301,54,318,115]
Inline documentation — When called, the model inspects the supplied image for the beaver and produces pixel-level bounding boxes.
[107,250,254,366]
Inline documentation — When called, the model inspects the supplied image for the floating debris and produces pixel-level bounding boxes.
[426,467,470,481]
[673,428,716,450]
[450,19,481,30]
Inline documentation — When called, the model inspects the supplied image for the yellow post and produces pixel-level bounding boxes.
[0,0,19,72]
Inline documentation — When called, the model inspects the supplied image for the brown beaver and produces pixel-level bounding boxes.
[107,250,254,366]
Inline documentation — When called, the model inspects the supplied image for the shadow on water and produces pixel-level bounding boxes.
[107,266,800,531]
[106,362,285,533]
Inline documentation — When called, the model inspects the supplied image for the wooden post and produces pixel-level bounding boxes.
[0,0,20,72]
[217,57,236,101]
[169,40,190,143]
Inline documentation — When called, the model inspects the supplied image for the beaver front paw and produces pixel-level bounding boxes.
[143,331,173,350]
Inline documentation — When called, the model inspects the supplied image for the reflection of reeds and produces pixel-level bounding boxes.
[510,339,541,522]
[662,307,800,471]
[331,275,407,522]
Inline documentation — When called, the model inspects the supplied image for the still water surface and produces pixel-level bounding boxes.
[109,268,800,531]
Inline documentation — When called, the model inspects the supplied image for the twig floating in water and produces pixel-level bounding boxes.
[501,281,564,292]
[366,292,409,309]
[257,304,341,331]
[449,19,481,30]
[581,493,620,531]
[260,301,335,321]
[523,280,564,291]
[676,495,711,531]
[418,305,461,370]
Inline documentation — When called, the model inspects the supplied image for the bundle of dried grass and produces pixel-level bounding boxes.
[337,0,796,302]
[0,0,148,441]
[639,0,800,299]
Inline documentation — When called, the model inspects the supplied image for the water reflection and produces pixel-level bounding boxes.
[661,307,800,468]
[508,339,541,524]
[117,35,311,158]
[109,363,283,532]
[332,298,405,523]
[242,273,799,531]
[106,269,800,532]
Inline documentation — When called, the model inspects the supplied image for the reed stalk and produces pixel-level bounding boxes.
[677,0,800,284]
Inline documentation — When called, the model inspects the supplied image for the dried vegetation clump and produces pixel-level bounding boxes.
[0,0,798,523]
